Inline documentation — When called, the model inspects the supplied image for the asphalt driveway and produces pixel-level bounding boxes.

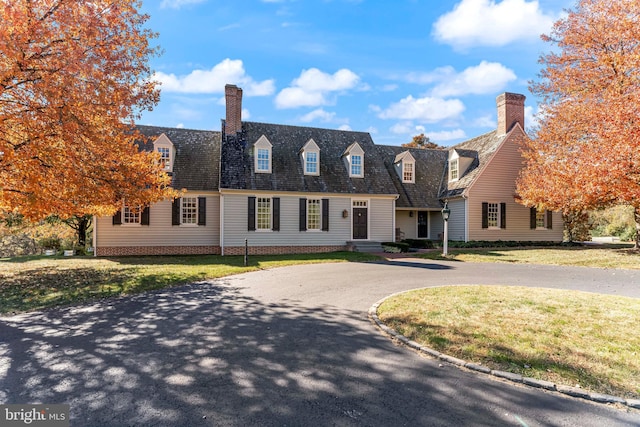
[1,259,639,426]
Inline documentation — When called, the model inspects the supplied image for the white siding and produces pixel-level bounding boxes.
[96,195,220,247]
[444,198,467,241]
[369,198,395,242]
[467,129,564,242]
[430,211,444,240]
[396,211,416,239]
[222,193,395,246]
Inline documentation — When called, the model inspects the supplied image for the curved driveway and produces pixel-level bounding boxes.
[1,259,639,426]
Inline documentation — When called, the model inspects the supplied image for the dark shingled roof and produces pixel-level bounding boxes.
[135,125,221,191]
[376,145,448,209]
[221,121,398,195]
[441,130,505,199]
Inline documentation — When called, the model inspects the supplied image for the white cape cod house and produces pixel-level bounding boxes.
[93,86,563,256]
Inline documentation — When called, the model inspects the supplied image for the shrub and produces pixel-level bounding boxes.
[382,242,410,252]
[402,239,435,249]
[38,237,61,250]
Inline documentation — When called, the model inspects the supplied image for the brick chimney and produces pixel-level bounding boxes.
[496,92,526,136]
[225,84,243,136]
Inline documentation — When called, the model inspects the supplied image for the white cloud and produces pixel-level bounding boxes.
[473,114,496,128]
[390,122,416,135]
[431,61,517,97]
[299,109,336,123]
[427,129,467,141]
[433,0,556,49]
[242,108,251,120]
[378,96,465,122]
[160,0,206,9]
[525,105,539,130]
[366,126,378,134]
[275,68,360,109]
[154,59,275,96]
[176,123,185,129]
[338,124,352,131]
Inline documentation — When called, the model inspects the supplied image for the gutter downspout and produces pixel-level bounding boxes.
[220,193,225,256]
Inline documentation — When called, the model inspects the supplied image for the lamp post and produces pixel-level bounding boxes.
[441,201,450,256]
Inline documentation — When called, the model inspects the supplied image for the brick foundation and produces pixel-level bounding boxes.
[96,246,221,256]
[223,245,348,256]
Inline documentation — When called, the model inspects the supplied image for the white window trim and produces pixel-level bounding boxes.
[254,135,272,174]
[350,154,364,178]
[344,142,365,178]
[122,202,141,226]
[181,196,199,227]
[153,134,175,172]
[306,198,322,231]
[449,159,459,182]
[535,209,551,230]
[402,160,415,183]
[301,139,320,176]
[487,202,500,229]
[256,196,273,232]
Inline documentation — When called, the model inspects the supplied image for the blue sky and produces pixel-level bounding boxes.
[140,0,573,146]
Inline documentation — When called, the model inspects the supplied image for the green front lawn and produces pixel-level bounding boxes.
[377,285,640,399]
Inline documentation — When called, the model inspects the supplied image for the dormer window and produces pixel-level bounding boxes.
[153,133,175,172]
[449,159,459,181]
[403,162,414,183]
[300,139,320,176]
[343,142,365,178]
[254,135,272,174]
[394,151,415,183]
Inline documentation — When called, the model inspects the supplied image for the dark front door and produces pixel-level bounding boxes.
[418,211,428,238]
[353,208,368,240]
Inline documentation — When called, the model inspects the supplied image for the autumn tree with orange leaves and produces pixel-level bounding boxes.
[0,0,177,245]
[517,0,640,248]
[401,133,444,150]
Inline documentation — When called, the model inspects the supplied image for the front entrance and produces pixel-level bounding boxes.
[352,201,368,240]
[418,211,429,238]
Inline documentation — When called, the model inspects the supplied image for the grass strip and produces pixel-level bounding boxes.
[418,246,640,269]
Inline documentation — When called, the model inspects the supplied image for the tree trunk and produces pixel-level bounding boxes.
[77,216,91,248]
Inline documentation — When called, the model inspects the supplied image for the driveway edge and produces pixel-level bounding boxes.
[368,291,640,411]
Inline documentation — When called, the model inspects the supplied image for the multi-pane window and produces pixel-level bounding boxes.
[450,160,459,180]
[158,147,171,169]
[487,202,499,228]
[306,152,318,174]
[351,155,362,176]
[403,162,414,182]
[257,197,271,230]
[307,199,321,230]
[257,148,270,172]
[123,205,141,224]
[536,210,546,228]
[182,197,198,224]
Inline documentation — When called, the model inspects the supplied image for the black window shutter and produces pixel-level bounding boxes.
[113,210,122,225]
[248,197,256,231]
[198,197,206,226]
[530,207,537,229]
[172,198,181,225]
[299,198,307,231]
[500,203,507,229]
[141,207,150,226]
[322,199,329,231]
[547,210,553,229]
[273,197,280,231]
[481,202,488,229]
